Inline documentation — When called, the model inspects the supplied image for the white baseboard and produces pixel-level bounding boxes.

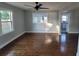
[0,31,25,49]
[68,32,79,33]
[25,31,59,33]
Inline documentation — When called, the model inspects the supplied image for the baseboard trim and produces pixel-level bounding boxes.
[25,31,59,33]
[0,31,25,49]
[68,32,79,34]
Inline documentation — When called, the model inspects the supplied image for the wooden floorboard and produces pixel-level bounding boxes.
[0,33,78,56]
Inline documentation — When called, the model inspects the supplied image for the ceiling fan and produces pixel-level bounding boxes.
[24,2,49,11]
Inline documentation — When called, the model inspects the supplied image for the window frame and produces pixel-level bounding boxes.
[0,10,14,36]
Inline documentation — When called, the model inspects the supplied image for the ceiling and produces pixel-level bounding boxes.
[6,2,79,11]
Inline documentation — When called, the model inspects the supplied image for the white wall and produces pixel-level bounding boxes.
[0,3,25,49]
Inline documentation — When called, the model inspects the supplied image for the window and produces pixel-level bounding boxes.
[0,10,13,35]
[62,16,67,21]
[33,13,48,23]
[62,15,67,21]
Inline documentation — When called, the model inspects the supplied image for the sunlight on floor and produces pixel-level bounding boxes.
[45,38,52,44]
[60,33,67,53]
[60,45,66,52]
[61,33,66,42]
[44,35,52,44]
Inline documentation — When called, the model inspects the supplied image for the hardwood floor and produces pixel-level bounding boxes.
[0,33,78,56]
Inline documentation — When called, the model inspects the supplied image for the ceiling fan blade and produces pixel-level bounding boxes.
[39,4,42,6]
[24,5,34,7]
[40,7,49,9]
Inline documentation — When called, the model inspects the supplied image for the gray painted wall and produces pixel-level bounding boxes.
[24,10,33,32]
[0,3,25,48]
[24,11,60,33]
[69,9,79,33]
